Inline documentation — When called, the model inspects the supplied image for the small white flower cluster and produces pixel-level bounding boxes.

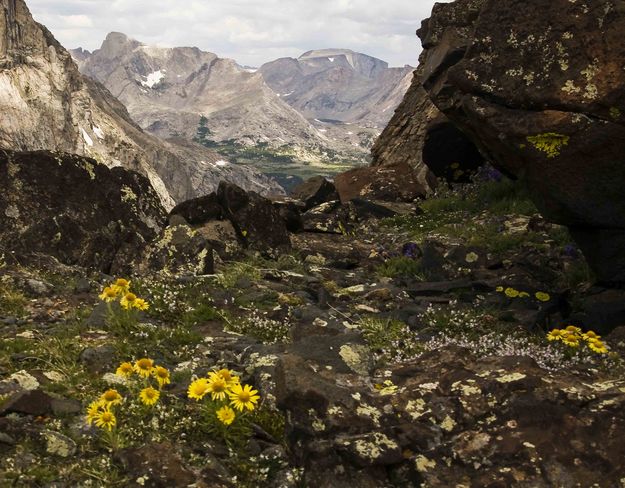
[423,331,592,371]
[226,309,293,345]
[138,278,213,320]
[384,302,611,371]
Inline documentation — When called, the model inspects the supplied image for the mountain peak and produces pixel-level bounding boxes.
[98,31,141,59]
[299,48,356,59]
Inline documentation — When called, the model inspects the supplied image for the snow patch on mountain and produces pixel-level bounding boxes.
[142,70,165,88]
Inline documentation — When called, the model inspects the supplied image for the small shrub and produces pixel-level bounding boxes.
[358,317,423,364]
[0,283,28,317]
[217,262,262,289]
[376,257,425,280]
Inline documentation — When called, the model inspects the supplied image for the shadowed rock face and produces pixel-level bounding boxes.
[417,0,625,283]
[422,119,485,182]
[0,0,281,209]
[0,149,166,273]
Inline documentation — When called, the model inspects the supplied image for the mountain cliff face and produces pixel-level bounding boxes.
[0,0,281,209]
[259,49,414,128]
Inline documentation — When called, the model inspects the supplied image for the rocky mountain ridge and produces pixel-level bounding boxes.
[260,49,414,127]
[0,0,281,209]
[71,35,414,178]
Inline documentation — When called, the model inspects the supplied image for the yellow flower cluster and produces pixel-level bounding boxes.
[496,287,550,302]
[99,278,149,311]
[86,359,170,431]
[547,326,608,354]
[187,369,260,426]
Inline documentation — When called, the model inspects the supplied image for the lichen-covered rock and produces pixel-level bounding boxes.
[139,224,214,276]
[168,192,223,225]
[334,160,433,203]
[370,69,439,190]
[290,176,339,210]
[114,442,198,488]
[417,0,625,282]
[217,182,291,255]
[302,199,397,234]
[274,345,625,487]
[0,149,166,273]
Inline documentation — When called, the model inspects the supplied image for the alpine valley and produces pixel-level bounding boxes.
[71,35,414,189]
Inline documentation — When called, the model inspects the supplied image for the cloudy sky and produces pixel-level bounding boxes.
[27,0,446,67]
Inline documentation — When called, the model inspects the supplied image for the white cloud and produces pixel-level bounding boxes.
[27,0,450,67]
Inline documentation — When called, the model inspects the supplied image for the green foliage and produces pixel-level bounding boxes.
[252,406,286,444]
[193,116,218,146]
[376,257,425,280]
[217,262,263,289]
[0,283,28,317]
[561,259,595,289]
[382,178,542,256]
[358,317,423,364]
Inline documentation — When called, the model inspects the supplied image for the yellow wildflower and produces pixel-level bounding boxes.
[134,358,154,378]
[188,378,210,401]
[99,286,118,302]
[133,298,149,311]
[94,410,116,431]
[562,335,580,348]
[120,293,138,310]
[229,383,260,412]
[139,387,160,406]
[216,405,236,426]
[588,340,608,354]
[100,389,122,406]
[505,288,520,298]
[547,329,564,342]
[582,330,601,341]
[116,362,134,378]
[535,292,551,302]
[153,366,170,388]
[86,400,105,425]
[112,278,131,295]
[518,292,530,298]
[495,286,504,292]
[215,368,240,387]
[207,372,229,401]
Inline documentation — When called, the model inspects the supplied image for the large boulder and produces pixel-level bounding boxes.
[370,69,439,190]
[138,224,214,276]
[217,182,291,255]
[417,0,625,283]
[0,150,166,273]
[290,176,339,210]
[334,160,432,203]
[168,182,292,257]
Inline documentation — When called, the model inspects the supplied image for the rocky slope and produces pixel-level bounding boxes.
[1,165,624,486]
[0,0,280,209]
